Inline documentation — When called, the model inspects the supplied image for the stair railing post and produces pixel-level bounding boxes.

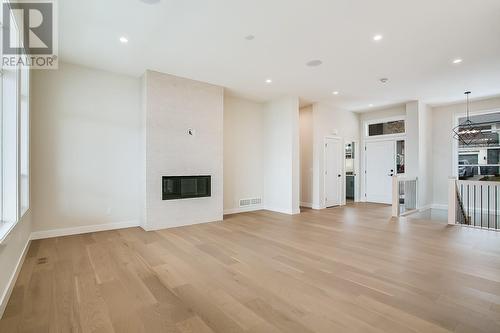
[448,177,457,225]
[392,176,399,217]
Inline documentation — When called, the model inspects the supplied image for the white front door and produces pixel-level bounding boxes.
[325,138,342,207]
[365,140,395,204]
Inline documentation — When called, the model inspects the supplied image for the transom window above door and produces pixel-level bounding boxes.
[366,119,405,137]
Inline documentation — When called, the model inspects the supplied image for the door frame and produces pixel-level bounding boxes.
[362,136,406,203]
[344,139,359,204]
[323,136,344,208]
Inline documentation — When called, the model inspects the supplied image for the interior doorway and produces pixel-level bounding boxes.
[325,137,342,207]
[345,141,356,204]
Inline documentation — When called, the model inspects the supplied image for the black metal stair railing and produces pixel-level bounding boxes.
[456,180,499,230]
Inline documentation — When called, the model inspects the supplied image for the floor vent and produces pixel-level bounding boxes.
[239,198,262,207]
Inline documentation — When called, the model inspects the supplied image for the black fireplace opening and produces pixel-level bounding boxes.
[162,175,211,200]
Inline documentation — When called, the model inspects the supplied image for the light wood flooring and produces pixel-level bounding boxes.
[1,203,500,332]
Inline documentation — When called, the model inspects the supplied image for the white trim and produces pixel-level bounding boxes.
[300,202,312,208]
[143,216,222,231]
[265,206,300,215]
[0,237,30,319]
[431,204,448,210]
[223,205,264,215]
[30,220,140,240]
[0,221,16,244]
[418,204,433,212]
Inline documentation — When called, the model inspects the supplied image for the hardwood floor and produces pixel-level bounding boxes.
[1,203,500,332]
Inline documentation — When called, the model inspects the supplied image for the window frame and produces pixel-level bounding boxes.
[364,116,406,139]
[0,6,30,243]
[452,108,500,179]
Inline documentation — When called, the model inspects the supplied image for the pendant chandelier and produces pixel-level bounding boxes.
[452,91,482,146]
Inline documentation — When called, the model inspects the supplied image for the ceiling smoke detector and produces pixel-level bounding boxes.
[244,35,255,41]
[379,78,389,84]
[306,59,323,67]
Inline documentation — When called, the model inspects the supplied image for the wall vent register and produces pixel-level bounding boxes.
[239,198,262,207]
[162,176,211,200]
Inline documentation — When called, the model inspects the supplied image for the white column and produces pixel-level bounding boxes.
[392,176,399,217]
[448,177,457,225]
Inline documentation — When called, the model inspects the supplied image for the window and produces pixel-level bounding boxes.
[367,120,405,137]
[396,140,405,174]
[457,112,500,180]
[0,9,30,239]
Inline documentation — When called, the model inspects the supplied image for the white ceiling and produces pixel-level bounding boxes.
[60,0,500,111]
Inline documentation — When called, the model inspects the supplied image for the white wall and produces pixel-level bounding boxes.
[405,101,420,179]
[263,97,300,214]
[432,97,500,206]
[358,105,406,126]
[223,96,265,213]
[0,213,32,318]
[299,106,313,207]
[418,104,433,207]
[143,70,224,229]
[31,62,142,232]
[312,103,360,208]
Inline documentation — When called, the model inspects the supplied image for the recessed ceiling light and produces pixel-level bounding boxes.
[453,58,463,64]
[119,36,128,44]
[306,59,323,67]
[265,78,272,84]
[245,35,255,41]
[373,34,383,41]
[332,91,339,95]
[140,0,161,4]
[369,104,374,107]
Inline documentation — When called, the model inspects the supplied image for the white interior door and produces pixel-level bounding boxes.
[365,140,395,204]
[325,138,342,207]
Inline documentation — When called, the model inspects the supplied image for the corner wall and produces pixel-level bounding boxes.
[263,97,300,214]
[223,96,265,214]
[299,106,313,207]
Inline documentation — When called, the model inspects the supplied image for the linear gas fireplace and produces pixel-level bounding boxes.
[162,175,211,200]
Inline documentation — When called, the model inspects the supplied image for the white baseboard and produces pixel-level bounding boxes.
[30,220,140,240]
[265,206,290,214]
[300,202,312,208]
[431,204,448,210]
[0,237,31,319]
[223,205,264,215]
[142,215,223,231]
[418,204,432,212]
